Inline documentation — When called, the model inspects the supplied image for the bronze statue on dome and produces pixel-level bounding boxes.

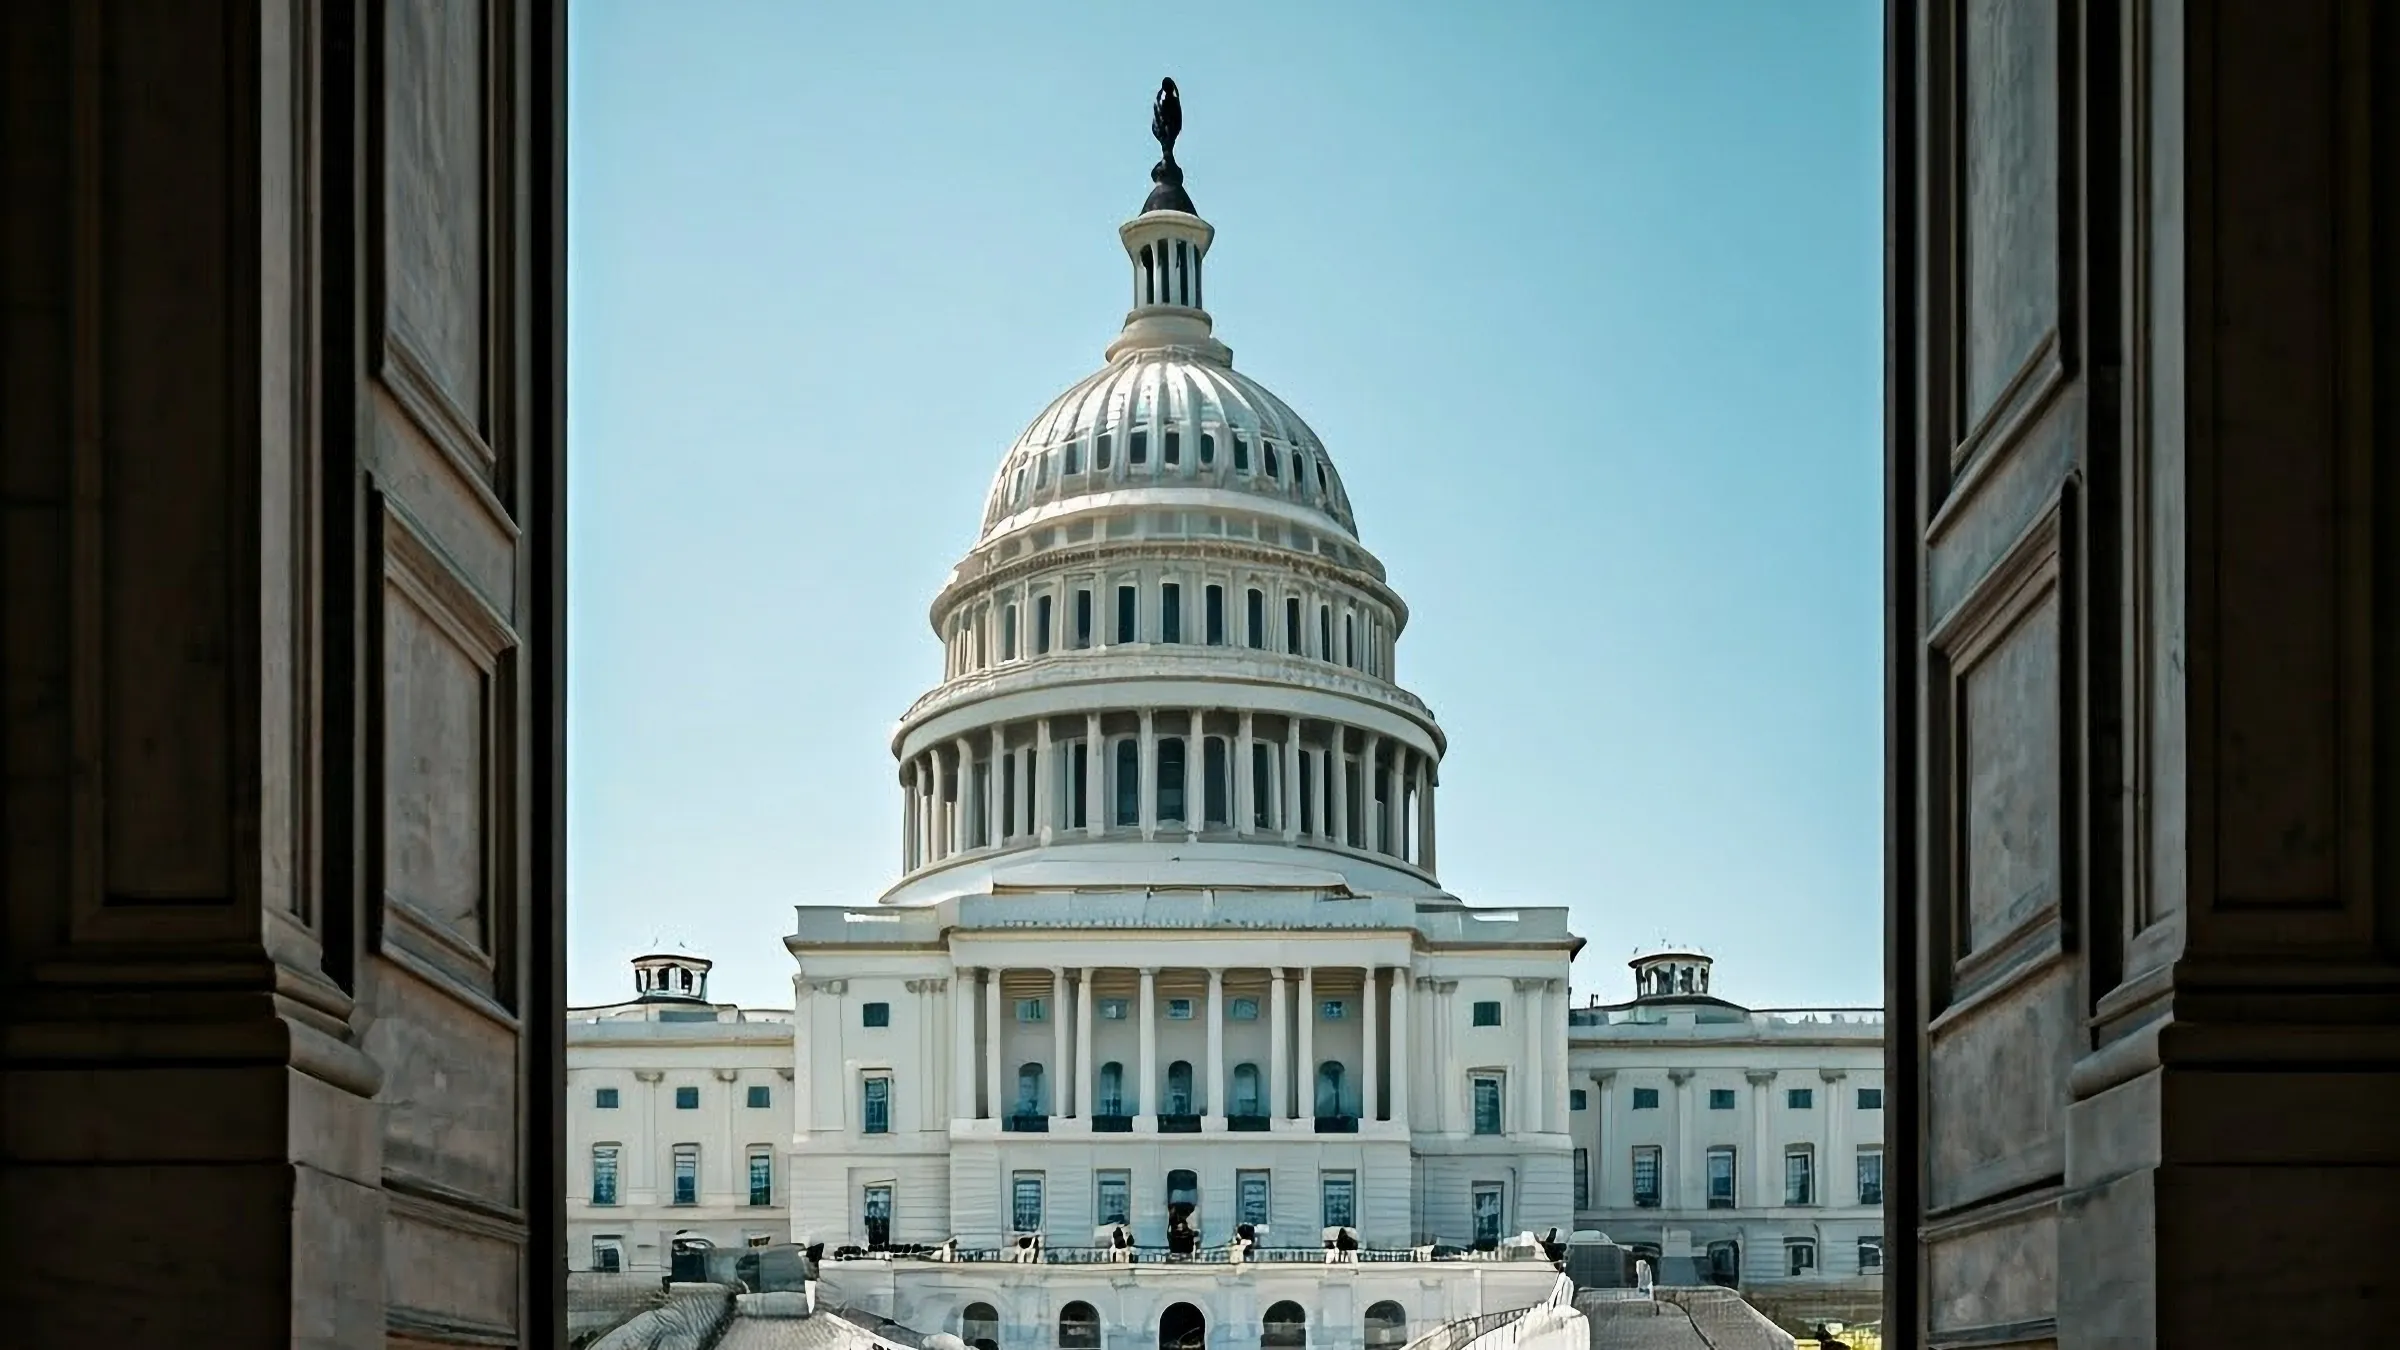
[1144,77,1196,214]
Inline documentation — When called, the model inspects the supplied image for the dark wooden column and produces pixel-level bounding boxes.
[0,1,567,1345]
[1888,1,2400,1345]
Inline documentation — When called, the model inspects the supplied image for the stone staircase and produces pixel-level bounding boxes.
[1578,1293,1708,1350]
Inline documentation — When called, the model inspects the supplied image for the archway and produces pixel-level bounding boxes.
[1159,1301,1206,1350]
[962,1301,1000,1350]
[1261,1301,1307,1348]
[1060,1301,1101,1350]
[1363,1301,1408,1349]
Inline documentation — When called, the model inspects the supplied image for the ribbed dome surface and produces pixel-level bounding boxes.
[978,349,1358,543]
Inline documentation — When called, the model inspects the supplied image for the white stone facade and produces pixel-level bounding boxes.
[1564,952,1885,1301]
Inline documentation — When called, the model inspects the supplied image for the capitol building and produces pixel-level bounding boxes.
[567,90,1883,1348]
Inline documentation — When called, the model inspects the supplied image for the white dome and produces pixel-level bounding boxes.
[979,350,1358,544]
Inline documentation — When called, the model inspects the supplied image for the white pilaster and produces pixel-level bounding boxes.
[1235,711,1255,835]
[1281,727,1302,842]
[1205,968,1225,1120]
[1390,972,1410,1130]
[987,725,1004,847]
[1269,968,1290,1120]
[1076,970,1096,1118]
[1137,967,1159,1127]
[1138,709,1158,840]
[1670,1068,1698,1208]
[984,969,1003,1122]
[1362,966,1381,1121]
[1748,1069,1778,1206]
[1820,1068,1847,1204]
[953,737,975,854]
[1034,717,1054,843]
[1084,713,1104,837]
[1187,708,1204,840]
[1050,969,1068,1117]
[1329,728,1349,847]
[951,966,976,1122]
[1298,967,1316,1119]
[1360,733,1379,853]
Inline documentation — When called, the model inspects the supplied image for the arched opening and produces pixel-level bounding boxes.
[1159,1302,1206,1350]
[1262,1300,1308,1349]
[1060,1301,1101,1350]
[1707,1239,1742,1287]
[1231,1062,1262,1118]
[1315,1060,1346,1118]
[1139,243,1155,305]
[1114,739,1141,826]
[1157,737,1187,823]
[1164,1060,1194,1115]
[1097,1061,1126,1118]
[963,1302,1001,1350]
[1166,1167,1200,1254]
[1363,1302,1409,1349]
[1015,1062,1046,1118]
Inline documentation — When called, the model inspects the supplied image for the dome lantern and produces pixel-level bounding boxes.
[1108,78,1227,366]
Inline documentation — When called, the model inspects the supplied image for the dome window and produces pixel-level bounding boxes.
[1244,589,1265,648]
[1204,585,1225,645]
[1062,439,1081,475]
[1033,454,1049,489]
[1129,429,1149,466]
[1002,605,1019,661]
[1160,582,1183,643]
[1264,442,1282,478]
[1034,596,1053,655]
[1199,431,1216,467]
[1095,432,1113,471]
[1163,429,1180,467]
[1232,434,1251,473]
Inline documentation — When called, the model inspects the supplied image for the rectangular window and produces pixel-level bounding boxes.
[1251,743,1274,830]
[1011,1173,1045,1233]
[1233,434,1252,473]
[1001,604,1018,660]
[1318,605,1332,659]
[1570,1089,1588,1112]
[1016,997,1048,1023]
[747,1084,772,1108]
[863,1184,894,1248]
[591,1145,620,1206]
[1163,429,1181,467]
[1199,431,1216,466]
[1857,1236,1884,1273]
[1708,1088,1737,1110]
[1114,739,1140,825]
[1063,440,1081,475]
[1471,1000,1502,1027]
[1318,999,1345,1020]
[1035,595,1054,654]
[1129,429,1148,466]
[1856,1147,1884,1205]
[1284,597,1302,653]
[862,1001,890,1028]
[1229,996,1259,1020]
[1574,1148,1590,1209]
[673,1145,700,1206]
[1095,1170,1131,1226]
[1203,737,1228,825]
[748,1147,775,1207]
[1785,1148,1815,1205]
[594,1087,619,1109]
[1786,1241,1817,1277]
[675,1086,700,1110]
[1321,1172,1356,1229]
[1706,1147,1737,1209]
[1632,1146,1662,1208]
[1099,998,1128,1020]
[1857,1086,1884,1110]
[1166,997,1194,1020]
[863,1076,891,1135]
[1632,1087,1661,1110]
[1116,586,1138,643]
[1095,432,1113,470]
[1069,741,1089,828]
[1205,584,1225,644]
[1472,1182,1505,1247]
[1160,582,1182,642]
[1245,588,1265,647]
[1075,590,1093,648]
[591,1236,624,1272]
[1787,1087,1814,1109]
[1237,1170,1271,1226]
[1471,1075,1504,1135]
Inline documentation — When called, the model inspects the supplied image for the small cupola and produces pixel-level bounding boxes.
[1629,948,1714,1000]
[1106,78,1231,366]
[630,949,713,1003]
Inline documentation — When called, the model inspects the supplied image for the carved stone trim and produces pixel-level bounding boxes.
[713,1069,739,1083]
[1819,1068,1850,1083]
[1667,1069,1695,1085]
[1745,1069,1779,1086]
[634,1069,663,1084]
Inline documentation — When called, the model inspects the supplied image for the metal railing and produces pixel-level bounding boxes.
[1397,1274,1575,1350]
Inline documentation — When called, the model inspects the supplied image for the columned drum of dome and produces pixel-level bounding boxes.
[883,89,1442,908]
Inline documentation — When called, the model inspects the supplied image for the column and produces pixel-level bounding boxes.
[1819,1068,1847,1205]
[1297,967,1316,1120]
[1050,969,1068,1117]
[1421,772,1438,873]
[1138,709,1158,841]
[1186,709,1203,841]
[1137,968,1159,1125]
[1084,713,1104,838]
[1384,750,1404,857]
[954,737,976,853]
[1362,966,1381,1122]
[1747,1069,1778,1206]
[1205,968,1225,1120]
[1235,712,1255,835]
[1076,970,1096,1119]
[1329,727,1349,846]
[901,763,914,869]
[1593,1070,1617,1208]
[1360,734,1379,854]
[1390,972,1411,1130]
[986,726,1004,847]
[1035,718,1054,843]
[1669,1068,1697,1209]
[1011,731,1031,841]
[1270,968,1290,1121]
[1515,978,1540,1135]
[1281,726,1302,842]
[952,967,978,1121]
[984,969,1004,1122]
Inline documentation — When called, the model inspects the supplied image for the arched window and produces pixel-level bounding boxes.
[1262,1300,1308,1348]
[1114,739,1140,827]
[1165,1060,1194,1114]
[1015,1062,1045,1116]
[1098,1061,1125,1116]
[963,1302,1001,1350]
[1203,737,1229,825]
[1231,1062,1262,1117]
[1363,1302,1409,1349]
[1139,244,1155,305]
[1160,1302,1207,1350]
[1157,737,1187,823]
[1175,239,1190,305]
[1060,1302,1102,1350]
[1315,1061,1345,1117]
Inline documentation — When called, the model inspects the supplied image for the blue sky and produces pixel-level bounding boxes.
[567,2,1885,1011]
